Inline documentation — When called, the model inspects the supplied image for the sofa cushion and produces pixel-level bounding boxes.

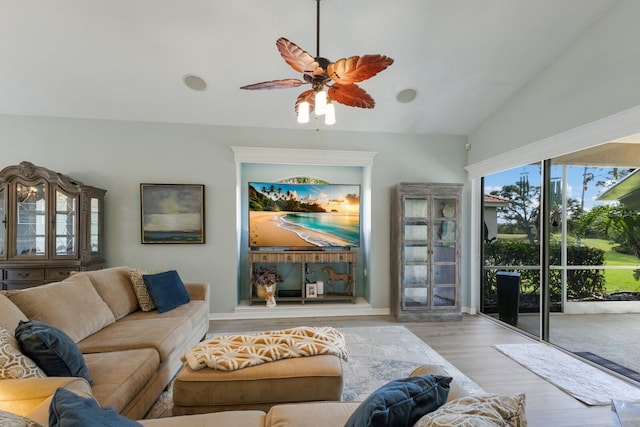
[83,349,160,413]
[143,270,190,313]
[15,320,92,384]
[139,411,267,427]
[80,267,139,320]
[265,402,361,427]
[49,387,142,427]
[0,293,28,334]
[413,393,527,427]
[0,325,46,379]
[344,375,452,427]
[4,273,116,343]
[78,317,191,363]
[129,268,159,312]
[0,408,42,427]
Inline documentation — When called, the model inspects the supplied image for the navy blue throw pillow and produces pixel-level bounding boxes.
[49,387,142,427]
[142,270,190,313]
[344,374,452,427]
[15,320,92,384]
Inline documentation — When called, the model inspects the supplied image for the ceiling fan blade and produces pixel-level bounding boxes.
[295,90,315,113]
[240,79,307,90]
[328,83,375,109]
[327,55,394,84]
[276,37,323,76]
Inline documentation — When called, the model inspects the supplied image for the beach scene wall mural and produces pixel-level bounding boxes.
[248,182,361,248]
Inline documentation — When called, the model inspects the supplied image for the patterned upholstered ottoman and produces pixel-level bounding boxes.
[172,354,344,415]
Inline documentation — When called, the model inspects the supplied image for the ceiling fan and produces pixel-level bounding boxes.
[240,0,394,125]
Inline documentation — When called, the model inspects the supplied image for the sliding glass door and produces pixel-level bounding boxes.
[481,163,542,337]
[480,144,640,382]
[547,160,640,378]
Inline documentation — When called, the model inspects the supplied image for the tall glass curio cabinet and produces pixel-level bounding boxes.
[391,183,462,321]
[0,161,106,290]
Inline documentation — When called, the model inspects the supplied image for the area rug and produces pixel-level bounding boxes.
[495,343,640,405]
[145,325,483,418]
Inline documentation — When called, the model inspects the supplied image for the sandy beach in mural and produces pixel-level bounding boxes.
[249,211,351,247]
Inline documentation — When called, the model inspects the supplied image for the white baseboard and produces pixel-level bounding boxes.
[210,297,390,320]
[462,306,477,314]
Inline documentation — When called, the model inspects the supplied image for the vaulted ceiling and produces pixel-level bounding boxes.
[0,0,620,135]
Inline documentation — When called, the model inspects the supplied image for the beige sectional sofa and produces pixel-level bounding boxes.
[1,266,526,427]
[18,364,527,427]
[16,365,471,427]
[0,266,209,421]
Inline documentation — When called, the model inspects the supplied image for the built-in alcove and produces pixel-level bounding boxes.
[231,147,376,312]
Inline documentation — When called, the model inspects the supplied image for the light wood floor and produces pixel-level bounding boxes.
[210,314,613,427]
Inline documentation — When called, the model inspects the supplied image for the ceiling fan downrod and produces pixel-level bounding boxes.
[316,0,321,58]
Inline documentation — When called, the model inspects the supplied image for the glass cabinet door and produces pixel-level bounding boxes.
[402,197,430,310]
[0,185,5,259]
[432,197,457,308]
[15,182,46,257]
[54,189,77,257]
[90,197,103,256]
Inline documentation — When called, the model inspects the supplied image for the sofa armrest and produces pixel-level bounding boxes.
[0,377,91,417]
[410,364,469,401]
[185,282,209,303]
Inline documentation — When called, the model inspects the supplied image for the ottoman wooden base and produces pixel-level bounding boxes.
[172,354,344,416]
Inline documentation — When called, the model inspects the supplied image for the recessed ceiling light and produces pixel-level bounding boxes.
[183,74,207,91]
[396,88,417,103]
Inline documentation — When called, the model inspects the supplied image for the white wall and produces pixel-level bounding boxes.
[468,0,640,171]
[0,115,468,316]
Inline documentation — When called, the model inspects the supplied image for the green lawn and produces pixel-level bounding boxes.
[581,238,640,293]
[496,234,527,241]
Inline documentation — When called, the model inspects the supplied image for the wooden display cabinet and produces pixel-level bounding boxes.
[390,182,462,321]
[0,161,106,290]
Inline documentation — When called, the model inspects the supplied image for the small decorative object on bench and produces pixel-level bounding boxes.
[322,266,353,294]
[252,266,281,308]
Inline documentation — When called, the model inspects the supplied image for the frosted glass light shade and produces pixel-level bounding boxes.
[297,101,310,123]
[325,102,336,125]
[314,90,327,115]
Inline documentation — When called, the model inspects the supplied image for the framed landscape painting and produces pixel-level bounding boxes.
[140,184,205,244]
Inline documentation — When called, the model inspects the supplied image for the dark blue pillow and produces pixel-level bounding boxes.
[15,320,92,384]
[142,270,190,313]
[49,387,142,427]
[344,374,452,427]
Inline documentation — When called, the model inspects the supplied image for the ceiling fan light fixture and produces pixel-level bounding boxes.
[314,90,327,115]
[239,0,392,128]
[297,101,310,123]
[325,101,336,125]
